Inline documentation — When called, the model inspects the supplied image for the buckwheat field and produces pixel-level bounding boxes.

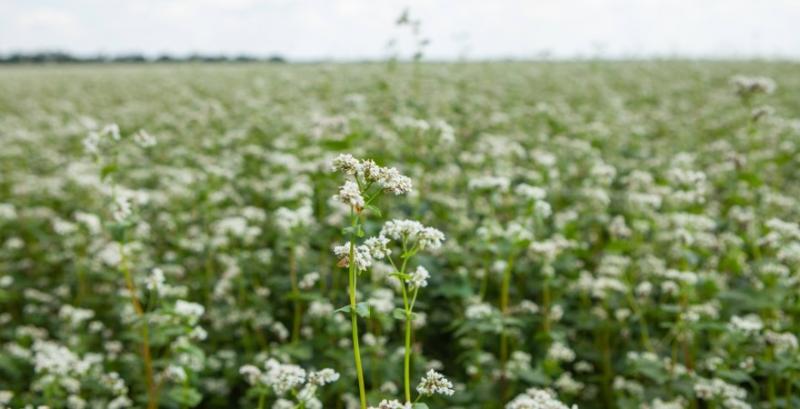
[1,61,799,409]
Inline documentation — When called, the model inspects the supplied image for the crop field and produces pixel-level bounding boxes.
[1,61,799,409]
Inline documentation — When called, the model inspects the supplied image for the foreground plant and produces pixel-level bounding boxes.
[331,154,412,409]
[331,155,452,408]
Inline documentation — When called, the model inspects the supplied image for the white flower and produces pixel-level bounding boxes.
[263,359,306,396]
[374,166,412,195]
[368,288,395,314]
[380,219,445,251]
[333,242,373,272]
[164,365,187,383]
[514,184,547,200]
[332,153,361,175]
[469,175,510,191]
[274,205,313,233]
[728,314,763,335]
[381,219,424,240]
[407,265,430,289]
[465,303,495,320]
[0,390,13,405]
[307,300,334,318]
[83,131,101,154]
[335,180,365,209]
[101,123,121,140]
[133,129,157,148]
[368,399,412,409]
[146,268,165,293]
[364,236,391,259]
[731,75,776,96]
[547,341,576,362]
[299,272,320,290]
[506,388,576,409]
[174,300,205,322]
[416,369,454,396]
[111,193,133,222]
[764,330,799,353]
[418,227,445,250]
[67,395,86,409]
[331,155,412,195]
[0,203,16,220]
[307,368,340,386]
[108,395,132,409]
[240,365,262,385]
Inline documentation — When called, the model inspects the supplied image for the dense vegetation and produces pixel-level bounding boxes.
[1,61,799,409]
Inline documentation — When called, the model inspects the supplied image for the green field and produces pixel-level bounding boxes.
[1,61,800,409]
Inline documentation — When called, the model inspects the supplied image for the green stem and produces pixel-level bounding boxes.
[600,324,613,409]
[289,246,301,344]
[542,276,551,335]
[120,245,158,409]
[625,290,653,352]
[499,252,516,401]
[348,218,367,409]
[767,347,777,408]
[404,310,413,403]
[257,392,266,409]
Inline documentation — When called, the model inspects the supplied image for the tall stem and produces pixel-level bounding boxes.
[600,325,613,409]
[348,224,367,409]
[404,310,413,402]
[289,246,301,343]
[499,252,515,401]
[120,245,158,409]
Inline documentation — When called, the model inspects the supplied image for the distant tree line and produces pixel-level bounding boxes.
[0,51,288,64]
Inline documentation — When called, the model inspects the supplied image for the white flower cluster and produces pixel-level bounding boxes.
[307,368,340,386]
[32,340,94,376]
[335,180,365,209]
[465,302,496,320]
[334,220,444,274]
[406,265,430,289]
[546,341,576,363]
[364,236,392,260]
[240,359,339,406]
[694,377,749,409]
[333,242,374,272]
[332,154,413,195]
[146,268,166,293]
[730,75,776,97]
[132,129,157,148]
[416,369,455,397]
[641,398,685,409]
[262,359,305,396]
[764,330,798,353]
[380,219,445,251]
[174,300,205,324]
[506,388,576,409]
[727,314,763,335]
[274,205,313,233]
[368,400,412,409]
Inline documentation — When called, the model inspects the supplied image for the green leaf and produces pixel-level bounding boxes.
[412,403,429,409]
[166,386,203,408]
[393,308,409,320]
[334,302,371,318]
[355,302,371,318]
[334,305,351,314]
[366,204,382,217]
[100,162,118,179]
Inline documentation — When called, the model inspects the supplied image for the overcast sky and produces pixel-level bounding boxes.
[1,0,799,60]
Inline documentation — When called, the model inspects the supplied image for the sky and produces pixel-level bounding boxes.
[1,0,799,60]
